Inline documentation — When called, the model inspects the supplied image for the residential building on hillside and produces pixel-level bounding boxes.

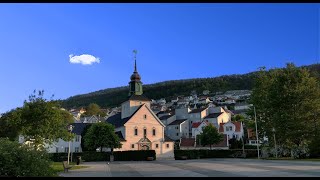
[219,121,244,141]
[78,115,105,123]
[234,102,251,110]
[166,119,189,141]
[187,107,208,136]
[191,120,210,138]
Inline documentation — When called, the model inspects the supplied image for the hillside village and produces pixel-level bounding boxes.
[46,59,259,157]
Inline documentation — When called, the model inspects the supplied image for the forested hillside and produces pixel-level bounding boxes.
[61,63,320,109]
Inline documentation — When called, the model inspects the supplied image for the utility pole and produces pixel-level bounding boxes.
[242,122,245,155]
[254,106,260,159]
[272,128,277,158]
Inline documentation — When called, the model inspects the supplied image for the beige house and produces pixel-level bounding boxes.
[106,56,174,159]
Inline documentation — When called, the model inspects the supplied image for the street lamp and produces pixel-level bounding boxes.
[242,123,245,155]
[272,127,277,158]
[253,106,260,159]
[67,124,74,165]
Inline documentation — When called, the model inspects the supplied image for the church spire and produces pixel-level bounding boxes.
[129,49,143,96]
[133,49,137,72]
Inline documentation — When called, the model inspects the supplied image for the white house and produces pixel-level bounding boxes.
[159,114,176,133]
[166,119,189,141]
[191,121,210,138]
[219,121,244,141]
[207,106,232,124]
[234,102,251,111]
[171,97,179,103]
[19,123,89,154]
[80,115,105,123]
[198,97,211,104]
[157,98,166,105]
[187,107,208,136]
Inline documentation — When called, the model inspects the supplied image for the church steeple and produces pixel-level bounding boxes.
[128,50,143,96]
[134,49,137,72]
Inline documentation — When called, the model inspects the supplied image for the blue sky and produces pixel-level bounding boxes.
[0,3,319,113]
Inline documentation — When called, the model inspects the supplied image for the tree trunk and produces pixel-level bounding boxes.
[100,146,102,152]
[210,144,212,150]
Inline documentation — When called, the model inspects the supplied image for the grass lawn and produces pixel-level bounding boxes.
[51,162,88,176]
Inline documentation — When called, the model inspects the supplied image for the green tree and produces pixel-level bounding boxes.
[0,90,74,149]
[0,108,22,141]
[83,103,106,117]
[199,124,224,150]
[0,138,55,177]
[231,114,245,122]
[83,122,122,152]
[249,63,320,155]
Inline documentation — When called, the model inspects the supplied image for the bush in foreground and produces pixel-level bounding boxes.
[0,138,55,177]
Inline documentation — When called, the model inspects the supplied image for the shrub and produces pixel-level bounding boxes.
[113,150,156,161]
[0,138,55,177]
[49,150,156,162]
[174,149,258,160]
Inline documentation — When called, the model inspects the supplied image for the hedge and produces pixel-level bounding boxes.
[174,149,258,160]
[49,150,156,162]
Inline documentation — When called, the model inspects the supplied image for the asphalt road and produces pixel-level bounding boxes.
[59,158,320,177]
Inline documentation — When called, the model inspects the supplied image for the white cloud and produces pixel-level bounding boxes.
[69,54,100,65]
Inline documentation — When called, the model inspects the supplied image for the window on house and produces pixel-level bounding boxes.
[176,133,179,136]
[75,135,80,142]
[55,147,59,153]
[144,114,147,119]
[64,147,69,153]
[134,128,138,136]
[75,147,79,152]
[166,144,169,148]
[153,128,156,136]
[131,144,135,148]
[155,144,159,148]
[226,126,233,131]
[175,126,179,130]
[144,128,147,137]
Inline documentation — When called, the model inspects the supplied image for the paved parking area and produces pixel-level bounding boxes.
[59,158,320,177]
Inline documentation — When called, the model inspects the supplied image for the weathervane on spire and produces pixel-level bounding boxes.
[133,49,137,72]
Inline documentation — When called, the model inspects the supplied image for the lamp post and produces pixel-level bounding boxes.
[272,127,277,158]
[242,123,245,155]
[253,106,260,159]
[67,124,74,165]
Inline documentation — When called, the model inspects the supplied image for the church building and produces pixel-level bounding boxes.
[106,51,174,159]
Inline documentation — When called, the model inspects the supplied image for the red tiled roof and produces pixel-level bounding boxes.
[219,121,242,132]
[192,122,202,128]
[180,138,195,147]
